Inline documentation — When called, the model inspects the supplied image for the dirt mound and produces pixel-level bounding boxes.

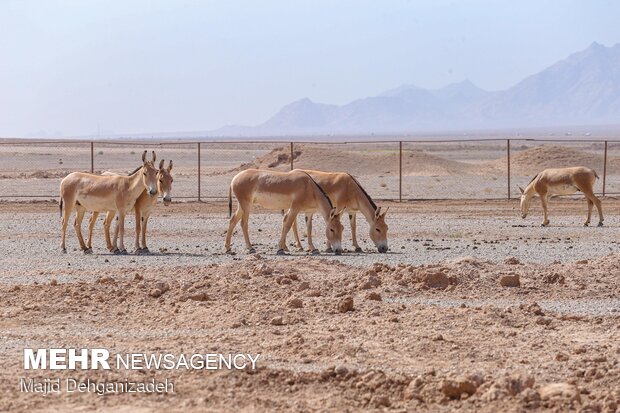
[231,145,482,176]
[508,145,604,176]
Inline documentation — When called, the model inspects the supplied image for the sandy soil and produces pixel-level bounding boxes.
[0,200,619,412]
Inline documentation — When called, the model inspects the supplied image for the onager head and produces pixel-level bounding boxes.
[519,186,533,218]
[370,206,389,253]
[157,159,174,206]
[141,151,159,197]
[326,208,345,255]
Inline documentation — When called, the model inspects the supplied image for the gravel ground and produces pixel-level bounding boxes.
[1,199,620,412]
[1,198,619,284]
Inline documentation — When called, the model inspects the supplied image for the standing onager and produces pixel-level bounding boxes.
[519,166,603,227]
[59,151,159,254]
[289,170,389,253]
[225,169,345,255]
[85,159,174,254]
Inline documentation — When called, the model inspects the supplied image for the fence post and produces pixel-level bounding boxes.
[603,140,608,196]
[90,141,94,173]
[197,142,201,201]
[290,142,294,170]
[507,139,511,199]
[399,141,402,202]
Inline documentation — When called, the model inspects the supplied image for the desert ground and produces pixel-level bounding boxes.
[1,198,619,412]
[2,140,620,201]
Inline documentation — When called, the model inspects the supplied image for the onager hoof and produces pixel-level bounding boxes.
[61,248,67,254]
[113,248,122,255]
[247,247,256,254]
[276,249,287,256]
[310,249,320,255]
[583,222,590,227]
[83,248,93,255]
[354,247,363,253]
[541,222,549,227]
[598,221,604,227]
[225,249,236,255]
[325,247,333,253]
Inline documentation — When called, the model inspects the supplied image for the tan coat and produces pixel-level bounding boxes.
[225,169,344,254]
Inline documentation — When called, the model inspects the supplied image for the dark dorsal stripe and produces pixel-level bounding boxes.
[347,173,377,211]
[128,165,142,176]
[301,171,333,209]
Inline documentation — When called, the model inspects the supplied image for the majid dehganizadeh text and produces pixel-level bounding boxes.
[20,348,260,396]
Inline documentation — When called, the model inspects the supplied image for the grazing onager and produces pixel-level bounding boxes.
[86,159,174,253]
[59,151,159,254]
[225,169,345,255]
[289,170,389,253]
[519,166,603,227]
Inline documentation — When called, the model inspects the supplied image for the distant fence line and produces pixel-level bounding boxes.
[0,138,618,201]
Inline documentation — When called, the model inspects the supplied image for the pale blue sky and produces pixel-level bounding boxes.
[1,0,619,137]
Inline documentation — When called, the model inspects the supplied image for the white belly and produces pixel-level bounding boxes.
[547,184,578,196]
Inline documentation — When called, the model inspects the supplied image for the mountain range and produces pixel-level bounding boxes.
[211,42,620,136]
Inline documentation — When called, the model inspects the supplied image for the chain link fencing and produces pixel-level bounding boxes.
[0,138,617,201]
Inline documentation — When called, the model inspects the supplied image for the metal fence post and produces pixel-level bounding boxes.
[290,142,294,170]
[90,141,94,173]
[603,140,608,196]
[399,141,402,202]
[507,139,511,199]
[197,142,201,201]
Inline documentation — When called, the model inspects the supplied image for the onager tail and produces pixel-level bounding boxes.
[59,198,63,218]
[594,170,600,179]
[228,185,233,218]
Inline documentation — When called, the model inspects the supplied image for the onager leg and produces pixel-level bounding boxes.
[225,207,243,253]
[581,188,603,226]
[278,207,300,254]
[240,208,254,253]
[73,206,90,253]
[104,211,116,251]
[60,198,75,253]
[291,216,304,251]
[539,191,550,226]
[134,209,142,252]
[585,198,593,226]
[117,210,127,254]
[306,213,318,253]
[140,213,151,253]
[350,212,362,252]
[87,212,99,250]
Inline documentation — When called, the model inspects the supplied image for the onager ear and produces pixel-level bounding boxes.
[329,208,338,219]
[142,150,147,163]
[374,206,382,218]
[168,160,173,172]
[159,159,165,170]
[518,186,524,194]
[380,206,389,218]
[337,207,346,216]
[151,151,157,163]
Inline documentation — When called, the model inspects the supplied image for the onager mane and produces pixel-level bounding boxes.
[347,173,377,211]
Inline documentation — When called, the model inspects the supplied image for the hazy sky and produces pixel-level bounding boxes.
[1,0,619,137]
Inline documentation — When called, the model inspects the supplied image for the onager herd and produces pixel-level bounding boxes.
[58,152,604,255]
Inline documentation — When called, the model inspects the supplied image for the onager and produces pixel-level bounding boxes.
[59,151,159,254]
[519,166,603,227]
[86,159,174,254]
[289,170,389,253]
[225,169,345,255]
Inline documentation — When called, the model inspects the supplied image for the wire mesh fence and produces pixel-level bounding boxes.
[0,138,617,201]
